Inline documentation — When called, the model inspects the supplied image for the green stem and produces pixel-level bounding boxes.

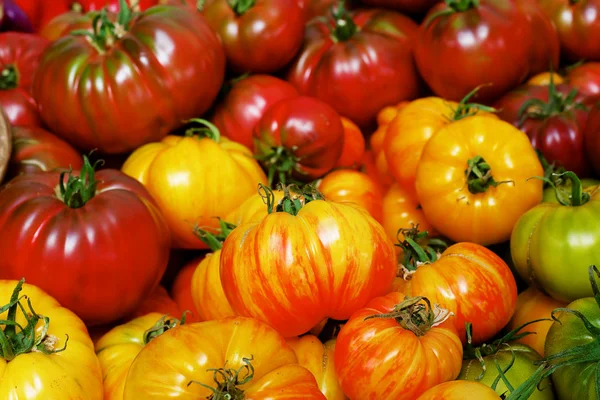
[425,0,479,27]
[56,155,103,209]
[330,1,357,42]
[188,356,255,400]
[143,313,187,345]
[451,85,497,121]
[184,119,221,142]
[254,145,301,186]
[543,171,591,207]
[193,219,237,251]
[465,155,513,194]
[258,183,324,216]
[227,0,255,15]
[395,224,448,272]
[0,65,18,90]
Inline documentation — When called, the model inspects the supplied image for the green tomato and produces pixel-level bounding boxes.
[542,178,600,203]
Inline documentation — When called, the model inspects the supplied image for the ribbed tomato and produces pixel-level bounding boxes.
[417,381,501,400]
[170,262,200,322]
[335,117,365,169]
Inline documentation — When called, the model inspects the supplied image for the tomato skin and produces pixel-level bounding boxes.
[334,292,463,399]
[584,103,600,176]
[528,72,565,86]
[123,317,326,399]
[519,0,561,76]
[360,0,441,14]
[565,62,600,103]
[416,116,544,245]
[202,0,304,73]
[39,10,99,41]
[416,1,534,103]
[127,285,181,320]
[543,178,600,203]
[335,117,365,169]
[299,0,338,20]
[288,8,420,128]
[417,381,501,400]
[211,75,298,149]
[220,199,397,338]
[33,6,225,154]
[0,280,103,399]
[0,108,9,183]
[7,126,82,180]
[224,188,285,226]
[170,262,201,322]
[0,169,171,326]
[191,250,236,322]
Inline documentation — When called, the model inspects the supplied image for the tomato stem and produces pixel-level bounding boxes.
[193,219,237,251]
[57,155,103,209]
[0,65,18,90]
[465,155,513,194]
[254,145,300,186]
[227,0,256,15]
[543,171,591,207]
[451,85,496,121]
[395,224,447,273]
[188,355,254,399]
[258,183,324,215]
[184,119,221,143]
[425,0,479,27]
[330,1,357,42]
[143,313,187,345]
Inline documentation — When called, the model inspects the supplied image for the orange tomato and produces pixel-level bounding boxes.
[370,102,406,155]
[287,335,346,400]
[225,188,285,226]
[506,286,566,356]
[417,381,501,400]
[170,262,201,322]
[127,285,181,320]
[360,150,393,191]
[334,293,463,399]
[527,71,565,86]
[335,117,365,169]
[317,169,383,222]
[121,120,267,249]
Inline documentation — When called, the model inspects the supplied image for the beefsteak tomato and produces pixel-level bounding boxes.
[519,0,561,77]
[528,72,565,86]
[0,107,11,183]
[382,183,435,245]
[0,156,171,325]
[335,117,365,169]
[32,3,225,154]
[170,262,200,322]
[417,381,501,400]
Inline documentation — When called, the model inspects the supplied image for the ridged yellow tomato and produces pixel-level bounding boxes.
[415,115,543,245]
[121,121,267,249]
[225,188,285,226]
[417,381,501,400]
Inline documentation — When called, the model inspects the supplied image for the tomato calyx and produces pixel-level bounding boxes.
[534,171,591,206]
[259,183,323,215]
[70,2,84,13]
[329,1,358,42]
[450,85,497,121]
[0,279,69,361]
[365,296,453,337]
[395,225,447,276]
[56,155,102,209]
[465,155,514,194]
[425,0,480,27]
[227,0,256,16]
[194,218,237,251]
[143,314,187,345]
[185,119,222,143]
[188,355,255,400]
[0,65,18,90]
[254,145,300,186]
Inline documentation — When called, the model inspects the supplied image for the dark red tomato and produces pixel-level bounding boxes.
[298,0,338,20]
[0,32,47,128]
[202,0,304,74]
[287,6,420,128]
[360,0,441,14]
[6,126,82,180]
[0,156,170,326]
[416,0,534,103]
[211,75,298,149]
[566,62,600,104]
[584,103,600,176]
[39,10,102,41]
[519,0,561,76]
[253,96,345,184]
[539,0,600,61]
[33,4,225,154]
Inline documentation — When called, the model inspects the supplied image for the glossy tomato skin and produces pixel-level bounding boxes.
[170,262,201,322]
[126,285,181,320]
[202,0,304,73]
[566,62,600,103]
[211,74,298,149]
[254,96,345,182]
[543,178,600,203]
[33,5,225,154]
[123,317,326,399]
[417,381,501,400]
[584,103,600,176]
[334,292,463,399]
[7,126,82,180]
[0,32,47,128]
[416,1,534,103]
[360,0,441,14]
[335,117,365,169]
[39,10,100,41]
[288,8,420,128]
[519,0,561,76]
[190,250,236,322]
[0,169,171,326]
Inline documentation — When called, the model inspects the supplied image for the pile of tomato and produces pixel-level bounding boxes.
[1,0,600,398]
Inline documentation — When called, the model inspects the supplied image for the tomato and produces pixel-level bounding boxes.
[359,0,441,14]
[538,0,600,61]
[224,187,285,226]
[123,316,326,399]
[254,96,344,184]
[286,335,346,400]
[528,72,565,86]
[287,6,419,128]
[512,173,600,303]
[317,169,383,222]
[543,176,600,203]
[0,108,11,184]
[202,0,304,73]
[6,125,82,180]
[0,32,47,128]
[335,117,365,169]
[0,156,171,325]
[127,285,181,321]
[416,115,543,245]
[359,150,392,192]
[39,9,100,41]
[122,120,267,249]
[96,312,184,400]
[416,1,534,103]
[565,62,600,103]
[211,74,298,149]
[519,0,561,77]
[170,262,200,322]
[584,103,600,176]
[220,185,397,338]
[417,381,501,400]
[299,0,338,20]
[33,4,225,154]
[335,293,463,399]
[0,279,103,398]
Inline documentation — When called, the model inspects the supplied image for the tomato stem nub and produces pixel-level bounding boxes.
[227,0,256,15]
[57,155,103,209]
[184,119,222,142]
[541,171,591,207]
[258,183,324,215]
[0,65,18,90]
[188,355,254,400]
[143,314,187,345]
[330,1,357,42]
[254,145,300,186]
[451,85,497,121]
[193,219,237,251]
[465,155,513,194]
[395,224,447,273]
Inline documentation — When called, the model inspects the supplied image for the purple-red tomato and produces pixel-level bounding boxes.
[566,62,600,104]
[584,103,600,176]
[359,0,441,14]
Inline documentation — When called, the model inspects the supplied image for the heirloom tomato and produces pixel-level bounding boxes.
[123,317,326,399]
[33,3,225,154]
[417,381,501,400]
[584,103,600,176]
[96,312,185,400]
[0,156,171,325]
[317,169,383,222]
[416,0,534,103]
[565,62,600,103]
[171,262,200,322]
[287,335,346,400]
[211,74,298,149]
[538,0,600,61]
[7,126,82,180]
[360,0,441,14]
[393,229,517,344]
[299,0,339,20]
[220,185,397,338]
[254,96,344,184]
[335,117,365,169]
[382,183,435,245]
[416,115,543,245]
[127,285,181,320]
[519,0,561,76]
[38,9,105,41]
[0,279,103,398]
[0,32,47,128]
[335,293,463,399]
[511,173,600,302]
[121,120,267,249]
[359,150,392,192]
[287,5,419,128]
[224,187,285,226]
[0,107,11,183]
[202,0,304,73]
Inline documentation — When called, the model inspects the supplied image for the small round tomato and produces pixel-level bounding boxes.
[417,381,501,400]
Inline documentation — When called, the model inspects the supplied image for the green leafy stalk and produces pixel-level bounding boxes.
[188,356,255,400]
[193,219,237,251]
[529,171,590,207]
[0,65,18,90]
[258,183,324,216]
[227,0,256,15]
[395,224,448,273]
[184,119,222,142]
[449,85,497,121]
[56,155,103,209]
[464,155,514,194]
[425,0,480,27]
[143,313,187,345]
[254,145,302,186]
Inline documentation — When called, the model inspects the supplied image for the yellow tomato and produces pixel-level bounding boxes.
[527,71,565,86]
[415,115,543,245]
[0,280,102,399]
[191,250,236,322]
[121,120,267,249]
[225,188,285,226]
[417,381,501,400]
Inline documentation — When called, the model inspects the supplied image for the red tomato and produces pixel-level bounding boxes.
[170,262,201,323]
[565,62,600,104]
[519,0,561,76]
[127,285,182,320]
[417,381,501,400]
[416,1,534,103]
[0,156,171,326]
[253,96,345,184]
[360,0,441,14]
[335,117,365,169]
[202,0,304,73]
[298,0,338,20]
[39,10,100,41]
[287,6,420,128]
[33,4,225,154]
[211,74,298,149]
[0,32,47,128]
[584,103,600,176]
